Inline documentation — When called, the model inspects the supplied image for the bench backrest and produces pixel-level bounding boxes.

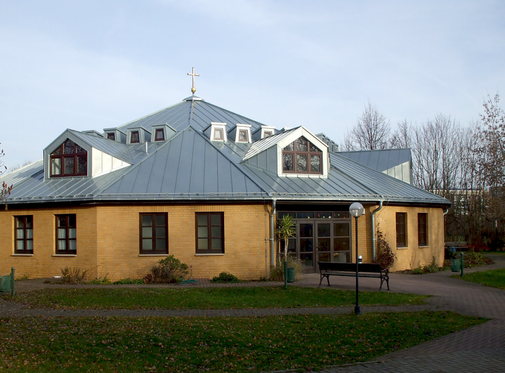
[318,261,383,273]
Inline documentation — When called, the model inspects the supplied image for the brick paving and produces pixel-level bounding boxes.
[1,254,504,372]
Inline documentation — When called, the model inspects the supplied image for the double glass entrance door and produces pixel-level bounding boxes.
[294,220,351,271]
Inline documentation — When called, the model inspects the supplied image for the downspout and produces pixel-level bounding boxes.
[270,198,277,268]
[371,198,384,262]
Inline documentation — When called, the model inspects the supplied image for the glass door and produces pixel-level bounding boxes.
[333,222,351,263]
[298,222,314,268]
[316,222,331,263]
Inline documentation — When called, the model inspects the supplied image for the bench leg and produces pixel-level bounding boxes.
[318,274,331,288]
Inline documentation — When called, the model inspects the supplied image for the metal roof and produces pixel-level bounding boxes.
[1,97,449,206]
[338,148,411,173]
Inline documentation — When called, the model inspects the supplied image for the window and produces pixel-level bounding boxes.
[140,213,168,254]
[196,213,224,253]
[155,128,165,141]
[15,216,33,254]
[50,139,87,177]
[396,212,407,247]
[282,137,322,174]
[238,129,248,142]
[214,128,223,141]
[263,130,273,137]
[107,132,115,141]
[56,214,76,254]
[418,213,428,246]
[130,131,140,143]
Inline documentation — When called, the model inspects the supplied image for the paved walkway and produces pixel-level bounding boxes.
[1,255,505,372]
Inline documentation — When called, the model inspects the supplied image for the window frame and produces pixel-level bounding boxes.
[396,212,407,248]
[139,213,168,254]
[418,213,428,246]
[106,132,115,141]
[14,215,33,254]
[55,214,77,254]
[130,130,140,143]
[282,137,323,175]
[154,128,165,141]
[50,139,88,177]
[195,212,224,254]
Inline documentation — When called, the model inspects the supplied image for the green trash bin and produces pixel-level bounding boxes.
[0,275,12,293]
[450,258,461,272]
[287,267,295,283]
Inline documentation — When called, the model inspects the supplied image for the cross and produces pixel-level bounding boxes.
[187,67,200,95]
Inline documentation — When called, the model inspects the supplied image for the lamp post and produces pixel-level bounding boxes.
[349,202,365,315]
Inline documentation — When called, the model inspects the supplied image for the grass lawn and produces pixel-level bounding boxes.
[10,286,429,310]
[454,268,505,290]
[0,312,484,372]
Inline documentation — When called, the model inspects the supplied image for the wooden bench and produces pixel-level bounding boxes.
[318,262,390,291]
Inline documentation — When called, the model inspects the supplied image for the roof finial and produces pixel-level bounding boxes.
[187,67,200,95]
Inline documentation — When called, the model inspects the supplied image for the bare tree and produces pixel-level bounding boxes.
[343,101,391,150]
[411,114,462,195]
[389,119,412,149]
[0,144,13,209]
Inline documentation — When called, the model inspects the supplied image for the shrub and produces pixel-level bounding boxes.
[375,229,396,269]
[112,278,144,285]
[87,277,112,285]
[145,255,189,283]
[269,255,303,281]
[61,267,88,284]
[211,272,239,283]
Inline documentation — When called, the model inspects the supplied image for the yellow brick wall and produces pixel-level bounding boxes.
[367,205,445,271]
[0,206,98,280]
[0,203,271,281]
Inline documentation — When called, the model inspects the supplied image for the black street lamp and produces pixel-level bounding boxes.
[349,202,365,315]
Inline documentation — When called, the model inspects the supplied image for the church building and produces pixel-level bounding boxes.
[0,75,450,281]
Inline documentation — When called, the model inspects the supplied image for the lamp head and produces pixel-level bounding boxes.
[349,202,365,218]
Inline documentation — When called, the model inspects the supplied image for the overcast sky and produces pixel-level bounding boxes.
[1,0,504,169]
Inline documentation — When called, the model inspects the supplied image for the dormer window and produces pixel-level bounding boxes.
[282,137,322,174]
[155,128,164,141]
[107,132,115,141]
[130,131,140,143]
[233,124,252,143]
[261,126,276,139]
[210,122,227,142]
[50,139,88,177]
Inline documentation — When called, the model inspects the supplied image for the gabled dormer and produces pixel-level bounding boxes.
[229,124,252,143]
[44,137,90,180]
[127,127,151,144]
[104,128,127,143]
[243,126,329,179]
[151,124,176,143]
[43,130,132,181]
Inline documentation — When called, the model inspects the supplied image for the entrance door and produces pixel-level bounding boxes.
[316,222,331,263]
[296,220,352,271]
[298,222,314,269]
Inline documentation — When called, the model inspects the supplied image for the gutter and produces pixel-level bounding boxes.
[371,198,384,262]
[270,198,277,268]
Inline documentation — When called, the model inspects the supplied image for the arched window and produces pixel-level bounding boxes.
[50,139,88,177]
[282,137,322,174]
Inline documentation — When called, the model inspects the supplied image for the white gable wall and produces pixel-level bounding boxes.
[91,148,130,177]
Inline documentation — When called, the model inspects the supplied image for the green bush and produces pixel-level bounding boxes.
[211,272,239,283]
[87,277,112,285]
[145,255,189,283]
[112,278,144,285]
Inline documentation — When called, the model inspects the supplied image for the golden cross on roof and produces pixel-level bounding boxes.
[187,67,200,95]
